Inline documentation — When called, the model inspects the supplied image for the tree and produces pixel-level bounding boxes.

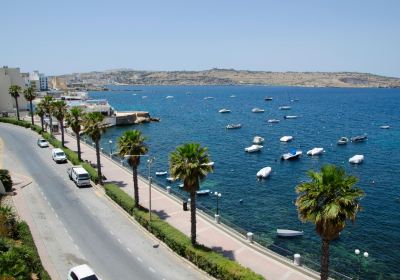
[8,85,22,120]
[35,101,45,131]
[41,96,54,135]
[23,83,37,125]
[66,107,85,161]
[169,143,213,245]
[52,100,68,147]
[295,164,364,280]
[82,112,106,185]
[117,130,148,208]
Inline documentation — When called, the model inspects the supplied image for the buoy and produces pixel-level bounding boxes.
[239,199,243,204]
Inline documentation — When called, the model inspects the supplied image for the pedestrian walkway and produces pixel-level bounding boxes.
[58,132,319,280]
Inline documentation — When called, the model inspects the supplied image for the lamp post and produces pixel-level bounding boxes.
[214,191,222,223]
[355,249,369,279]
[108,140,113,156]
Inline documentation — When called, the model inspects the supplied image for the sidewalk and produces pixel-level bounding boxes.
[58,131,319,280]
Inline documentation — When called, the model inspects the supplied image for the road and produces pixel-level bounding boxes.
[0,123,208,280]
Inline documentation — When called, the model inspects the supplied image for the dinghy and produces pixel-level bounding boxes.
[256,167,272,178]
[245,145,263,153]
[349,155,364,164]
[307,147,324,156]
[155,171,167,176]
[253,136,264,144]
[277,229,304,237]
[280,136,293,142]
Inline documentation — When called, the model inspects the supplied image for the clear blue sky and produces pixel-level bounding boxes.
[2,0,399,77]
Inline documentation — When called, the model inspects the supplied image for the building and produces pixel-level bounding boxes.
[29,70,48,91]
[0,66,28,113]
[49,76,67,90]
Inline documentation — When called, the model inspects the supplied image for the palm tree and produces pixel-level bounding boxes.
[117,130,148,208]
[35,101,45,131]
[66,107,84,161]
[82,112,106,185]
[295,164,364,280]
[23,83,37,125]
[8,85,22,120]
[169,143,213,245]
[41,96,54,135]
[52,100,68,147]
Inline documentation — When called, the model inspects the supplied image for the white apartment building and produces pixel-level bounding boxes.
[29,70,48,91]
[0,66,28,112]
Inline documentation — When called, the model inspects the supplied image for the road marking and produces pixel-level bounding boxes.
[54,213,59,219]
[137,256,143,263]
[43,195,47,201]
[148,267,156,273]
[74,244,79,250]
[110,230,114,236]
[117,238,122,244]
[126,247,132,253]
[47,201,51,207]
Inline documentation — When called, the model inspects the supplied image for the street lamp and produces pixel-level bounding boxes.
[355,249,369,279]
[214,191,222,223]
[108,140,113,156]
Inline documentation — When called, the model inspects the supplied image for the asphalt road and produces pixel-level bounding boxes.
[0,123,208,280]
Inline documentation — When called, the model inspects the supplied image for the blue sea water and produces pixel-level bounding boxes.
[90,86,400,279]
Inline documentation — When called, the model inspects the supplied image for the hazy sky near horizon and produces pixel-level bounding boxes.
[2,0,400,77]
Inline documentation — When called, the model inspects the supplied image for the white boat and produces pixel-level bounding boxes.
[257,167,272,178]
[284,115,298,119]
[166,177,177,182]
[253,136,265,144]
[337,137,349,145]
[252,108,265,113]
[280,136,293,142]
[349,154,364,164]
[196,189,210,195]
[204,96,215,100]
[178,183,184,188]
[218,108,231,113]
[226,124,242,129]
[202,161,215,167]
[380,125,390,129]
[166,96,174,99]
[155,171,167,176]
[281,149,302,160]
[351,135,368,142]
[277,229,304,237]
[267,119,280,123]
[307,147,324,156]
[245,144,263,153]
[279,106,291,110]
[264,97,273,101]
[230,95,236,98]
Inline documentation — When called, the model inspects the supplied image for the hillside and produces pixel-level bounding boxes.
[60,69,400,88]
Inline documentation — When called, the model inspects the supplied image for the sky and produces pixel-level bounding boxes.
[1,0,400,77]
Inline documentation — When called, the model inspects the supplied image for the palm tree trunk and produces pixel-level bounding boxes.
[133,166,139,207]
[15,97,20,120]
[60,119,65,147]
[320,239,330,280]
[40,116,44,131]
[77,133,82,161]
[95,139,102,185]
[29,101,34,125]
[49,114,53,136]
[190,191,197,245]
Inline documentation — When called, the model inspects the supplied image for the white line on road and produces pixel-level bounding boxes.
[47,201,51,207]
[126,247,132,253]
[148,267,156,273]
[110,230,114,236]
[137,256,143,263]
[54,213,58,219]
[117,238,122,244]
[43,195,47,201]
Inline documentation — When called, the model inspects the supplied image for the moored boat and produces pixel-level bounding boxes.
[202,161,215,167]
[307,147,324,156]
[279,106,291,110]
[284,115,298,119]
[257,167,272,178]
[226,124,242,129]
[337,137,349,145]
[196,189,210,195]
[245,144,263,153]
[166,96,174,99]
[166,177,177,182]
[218,108,231,113]
[264,97,273,101]
[277,229,304,237]
[349,154,364,164]
[204,96,215,100]
[280,136,293,142]
[281,148,302,160]
[380,125,390,129]
[155,171,167,176]
[252,108,265,113]
[253,136,264,144]
[351,135,368,142]
[267,119,280,123]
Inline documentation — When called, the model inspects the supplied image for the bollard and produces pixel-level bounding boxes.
[294,253,301,266]
[166,186,171,194]
[247,232,253,243]
[214,214,220,224]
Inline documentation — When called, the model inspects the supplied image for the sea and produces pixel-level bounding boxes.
[89,85,400,280]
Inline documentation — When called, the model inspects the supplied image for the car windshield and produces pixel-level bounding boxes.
[56,152,65,156]
[39,140,46,143]
[81,276,99,280]
[78,174,90,180]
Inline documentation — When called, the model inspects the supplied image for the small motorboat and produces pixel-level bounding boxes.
[245,144,263,153]
[351,135,368,143]
[166,96,174,99]
[380,125,390,129]
[202,161,215,167]
[204,96,215,100]
[264,97,273,101]
[253,136,264,144]
[219,108,231,113]
[337,137,349,145]
[281,148,302,160]
[349,154,364,164]
[230,95,236,98]
[277,229,304,237]
[226,124,242,129]
[252,108,265,113]
[178,183,184,188]
[196,189,210,195]
[155,171,167,176]
[284,115,298,119]
[257,167,272,178]
[307,147,324,156]
[279,106,291,110]
[267,119,280,123]
[280,136,293,142]
[166,177,177,182]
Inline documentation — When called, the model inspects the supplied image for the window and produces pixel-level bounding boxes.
[70,272,79,280]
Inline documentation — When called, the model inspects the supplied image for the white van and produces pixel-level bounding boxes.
[52,148,67,163]
[67,166,91,187]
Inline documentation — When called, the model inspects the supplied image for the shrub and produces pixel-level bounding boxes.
[104,183,263,280]
[0,170,12,192]
[81,163,99,184]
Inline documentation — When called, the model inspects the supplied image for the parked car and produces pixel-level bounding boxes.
[37,138,49,148]
[51,148,67,163]
[67,264,99,280]
[67,166,91,187]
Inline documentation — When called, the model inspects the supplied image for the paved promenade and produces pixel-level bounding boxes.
[57,131,318,280]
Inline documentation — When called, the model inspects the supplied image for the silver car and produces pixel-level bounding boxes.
[37,138,49,148]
